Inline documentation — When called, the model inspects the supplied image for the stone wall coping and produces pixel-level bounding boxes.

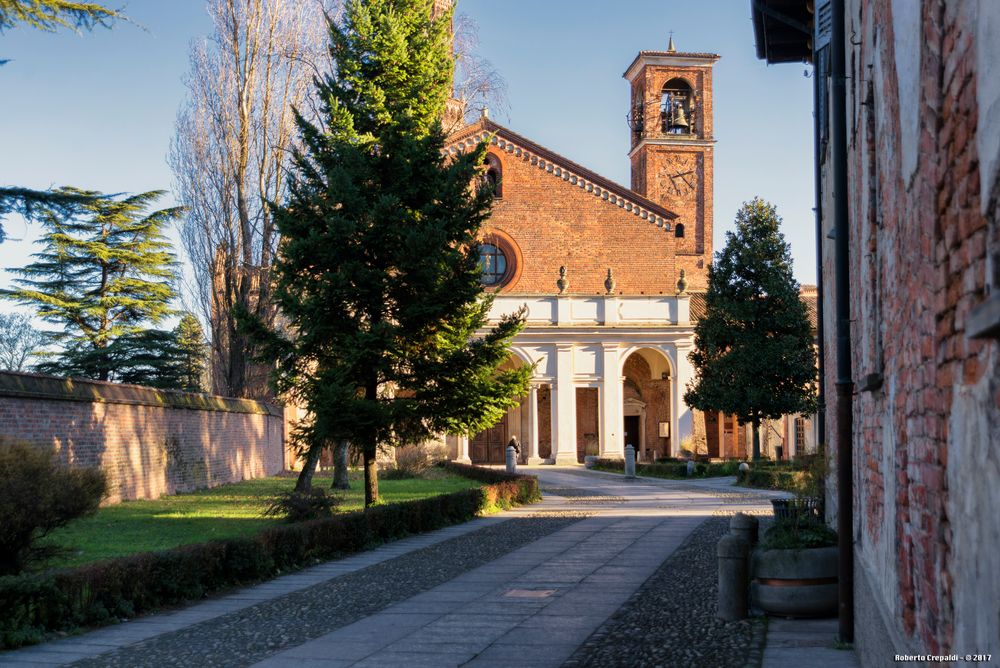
[0,370,283,417]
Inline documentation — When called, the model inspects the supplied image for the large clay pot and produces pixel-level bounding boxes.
[751,546,838,617]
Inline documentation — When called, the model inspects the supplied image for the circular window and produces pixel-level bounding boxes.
[476,230,522,291]
[479,243,507,285]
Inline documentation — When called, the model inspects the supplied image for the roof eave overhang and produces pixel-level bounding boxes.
[750,0,814,65]
[623,52,721,82]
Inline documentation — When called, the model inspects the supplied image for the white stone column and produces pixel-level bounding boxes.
[455,433,471,464]
[599,343,624,459]
[526,385,543,464]
[789,415,798,458]
[550,343,578,465]
[673,342,695,457]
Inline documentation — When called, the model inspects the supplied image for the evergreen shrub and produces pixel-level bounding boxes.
[264,488,341,523]
[0,439,106,576]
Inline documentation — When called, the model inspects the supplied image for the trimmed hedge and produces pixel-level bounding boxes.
[736,468,808,491]
[0,467,538,649]
[591,458,741,479]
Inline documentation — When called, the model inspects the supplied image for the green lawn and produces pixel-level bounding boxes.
[45,470,481,567]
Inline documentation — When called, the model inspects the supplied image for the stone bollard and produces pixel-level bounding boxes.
[730,512,759,546]
[506,445,517,474]
[624,444,636,478]
[717,533,750,621]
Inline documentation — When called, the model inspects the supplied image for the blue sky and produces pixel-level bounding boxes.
[0,0,816,318]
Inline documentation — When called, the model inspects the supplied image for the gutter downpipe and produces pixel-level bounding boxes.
[830,0,855,644]
[814,49,826,450]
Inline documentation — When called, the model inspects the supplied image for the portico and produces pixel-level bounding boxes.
[454,292,696,465]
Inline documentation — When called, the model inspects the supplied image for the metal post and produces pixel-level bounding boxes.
[506,445,517,474]
[831,0,855,644]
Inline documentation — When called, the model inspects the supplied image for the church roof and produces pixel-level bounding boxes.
[689,291,819,332]
[446,117,679,232]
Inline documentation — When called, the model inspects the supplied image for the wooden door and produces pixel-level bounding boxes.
[472,421,507,464]
[705,411,721,457]
[722,415,735,458]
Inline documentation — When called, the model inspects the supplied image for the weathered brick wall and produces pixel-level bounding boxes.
[574,387,598,460]
[825,0,1000,660]
[0,371,287,503]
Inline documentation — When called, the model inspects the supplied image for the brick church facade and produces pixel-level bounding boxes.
[442,23,819,465]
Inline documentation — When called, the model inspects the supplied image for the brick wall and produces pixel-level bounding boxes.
[622,352,672,459]
[824,0,1000,660]
[0,371,288,503]
[478,145,685,295]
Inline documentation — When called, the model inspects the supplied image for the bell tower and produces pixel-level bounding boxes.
[433,0,465,132]
[625,39,719,285]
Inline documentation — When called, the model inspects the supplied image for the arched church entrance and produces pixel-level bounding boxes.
[621,348,672,462]
[469,354,547,464]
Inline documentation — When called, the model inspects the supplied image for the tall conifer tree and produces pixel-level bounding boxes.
[175,313,208,393]
[251,0,530,506]
[2,188,180,382]
[684,198,818,460]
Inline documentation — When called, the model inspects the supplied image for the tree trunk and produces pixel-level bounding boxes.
[752,419,762,461]
[294,443,322,492]
[332,439,350,490]
[363,442,379,507]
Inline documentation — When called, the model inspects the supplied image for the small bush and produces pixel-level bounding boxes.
[264,488,341,523]
[384,441,448,479]
[761,517,837,550]
[0,439,107,576]
[380,467,418,480]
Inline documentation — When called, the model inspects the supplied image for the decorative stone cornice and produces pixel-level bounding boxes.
[622,51,720,82]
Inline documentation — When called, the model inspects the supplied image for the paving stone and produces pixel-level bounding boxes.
[63,516,583,668]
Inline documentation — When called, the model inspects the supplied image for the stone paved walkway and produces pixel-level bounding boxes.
[761,618,860,668]
[0,466,858,668]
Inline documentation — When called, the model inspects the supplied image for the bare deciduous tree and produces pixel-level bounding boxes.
[452,11,508,127]
[0,313,46,371]
[170,0,330,399]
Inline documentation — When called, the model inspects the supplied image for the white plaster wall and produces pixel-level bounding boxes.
[977,0,1000,215]
[946,345,1000,656]
[892,0,922,185]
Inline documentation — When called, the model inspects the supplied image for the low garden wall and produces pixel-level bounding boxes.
[0,371,288,503]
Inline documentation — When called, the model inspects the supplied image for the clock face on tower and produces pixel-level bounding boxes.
[658,154,699,198]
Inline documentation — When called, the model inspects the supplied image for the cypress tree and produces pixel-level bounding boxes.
[684,198,818,460]
[2,188,181,382]
[249,0,530,506]
[174,313,208,393]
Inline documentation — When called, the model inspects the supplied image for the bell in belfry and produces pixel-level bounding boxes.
[671,101,690,132]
